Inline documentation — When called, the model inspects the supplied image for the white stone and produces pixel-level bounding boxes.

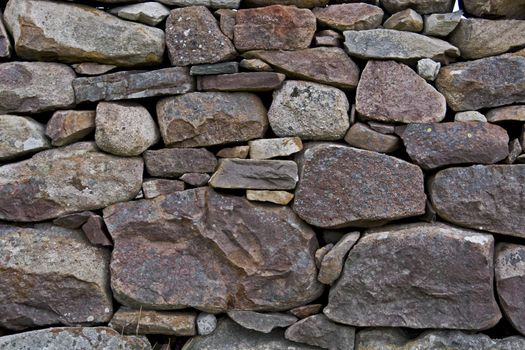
[197,313,217,335]
[417,58,441,81]
[110,2,170,26]
[248,137,303,159]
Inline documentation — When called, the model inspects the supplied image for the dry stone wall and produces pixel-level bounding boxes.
[0,0,525,348]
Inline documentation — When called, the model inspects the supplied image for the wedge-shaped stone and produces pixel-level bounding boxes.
[285,314,355,350]
[463,0,525,19]
[325,223,501,329]
[313,3,383,31]
[104,187,323,312]
[344,122,400,153]
[46,110,95,147]
[110,308,196,336]
[380,0,454,14]
[0,142,143,222]
[0,223,113,330]
[246,190,294,205]
[227,311,297,333]
[0,115,50,161]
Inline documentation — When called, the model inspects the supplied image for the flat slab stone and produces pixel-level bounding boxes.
[217,145,250,159]
[285,314,355,350]
[158,0,241,8]
[109,2,170,26]
[293,143,426,228]
[0,115,50,161]
[380,0,454,14]
[190,62,239,76]
[344,122,400,153]
[487,105,525,122]
[110,308,196,336]
[313,3,384,31]
[325,223,501,329]
[0,223,113,330]
[246,190,294,205]
[180,173,210,187]
[46,110,95,147]
[463,0,525,19]
[248,137,303,159]
[144,148,217,178]
[227,311,297,333]
[142,179,185,199]
[429,165,525,238]
[104,187,323,312]
[197,72,285,92]
[72,62,116,75]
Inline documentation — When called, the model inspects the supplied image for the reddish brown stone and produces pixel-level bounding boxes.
[110,308,196,336]
[216,9,235,40]
[142,179,185,198]
[53,211,93,229]
[197,72,285,92]
[216,145,250,159]
[46,110,95,147]
[313,3,384,31]
[81,214,113,247]
[288,304,323,319]
[344,122,400,153]
[144,148,217,178]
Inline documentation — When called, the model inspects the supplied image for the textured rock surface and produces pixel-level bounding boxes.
[72,62,116,75]
[383,9,423,32]
[180,173,210,187]
[380,0,454,14]
[144,148,217,178]
[81,214,112,247]
[285,314,355,350]
[423,11,461,37]
[227,311,297,333]
[216,145,250,159]
[463,0,525,19]
[46,110,95,147]
[487,105,525,122]
[197,72,285,92]
[110,308,196,335]
[455,111,487,122]
[0,115,50,161]
[158,0,240,8]
[318,232,360,285]
[313,4,384,31]
[53,211,92,229]
[244,0,328,7]
[196,313,217,336]
[289,305,323,319]
[246,190,294,205]
[344,122,400,153]
[417,58,440,81]
[143,179,185,198]
[0,17,11,58]
[190,62,239,75]
[249,137,303,159]
[109,2,170,26]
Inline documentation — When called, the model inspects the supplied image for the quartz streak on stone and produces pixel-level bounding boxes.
[313,4,384,31]
[0,115,50,161]
[246,190,294,205]
[318,232,360,285]
[249,137,303,159]
[197,72,285,92]
[344,122,400,153]
[0,223,113,330]
[110,308,196,335]
[46,110,95,147]
[383,9,423,32]
[144,148,217,178]
[109,2,170,26]
[380,0,454,14]
[285,314,355,350]
[463,0,525,20]
[104,187,323,311]
[143,179,185,198]
[227,311,297,333]
[487,105,525,122]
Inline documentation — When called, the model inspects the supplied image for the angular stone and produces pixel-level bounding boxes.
[314,35,341,47]
[249,137,303,159]
[104,187,323,311]
[455,111,487,122]
[344,122,400,153]
[0,223,113,330]
[197,313,217,336]
[0,142,143,222]
[209,159,298,190]
[436,52,525,111]
[144,148,217,178]
[81,214,112,247]
[243,0,328,7]
[234,6,316,51]
[239,59,273,72]
[0,115,50,161]
[285,314,355,350]
[216,9,235,40]
[313,4,383,31]
[46,110,95,147]
[53,211,92,229]
[109,2,170,26]
[217,145,250,159]
[318,232,360,285]
[505,139,522,164]
[383,9,423,32]
[315,244,333,268]
[344,29,460,63]
[356,60,446,123]
[0,17,11,58]
[293,143,426,228]
[487,105,525,122]
[463,0,525,19]
[380,0,454,14]
[180,173,210,187]
[158,0,241,8]
[244,47,359,89]
[417,58,440,81]
[246,190,294,205]
[110,308,196,335]
[4,0,164,67]
[399,122,509,170]
[72,63,116,76]
[157,92,267,147]
[429,165,525,237]
[269,81,349,140]
[143,179,185,199]
[0,62,75,114]
[190,62,239,76]
[423,11,461,37]
[0,327,151,349]
[367,121,396,134]
[227,311,297,333]
[197,72,285,92]
[289,304,323,319]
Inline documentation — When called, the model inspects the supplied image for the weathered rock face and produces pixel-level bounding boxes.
[243,0,328,7]
[285,314,355,350]
[104,187,323,312]
[383,9,423,32]
[246,190,294,205]
[110,308,196,336]
[227,311,297,333]
[72,62,116,75]
[249,137,303,159]
[4,0,165,67]
[344,122,400,153]
[190,62,239,76]
[0,115,50,161]
[430,165,525,238]
[46,110,95,147]
[325,223,501,329]
[423,11,461,37]
[157,92,267,147]
[380,0,454,14]
[318,232,360,285]
[0,142,143,222]
[486,105,525,122]
[0,62,75,114]
[293,144,426,228]
[0,223,113,330]
[197,72,286,92]
[0,17,11,58]
[142,179,185,199]
[462,0,525,19]
[109,2,170,26]
[144,148,218,177]
[313,4,384,31]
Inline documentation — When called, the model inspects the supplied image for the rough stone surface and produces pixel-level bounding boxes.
[285,314,355,350]
[269,81,349,140]
[216,9,235,40]
[180,173,210,187]
[46,110,95,147]
[157,92,267,147]
[293,143,426,228]
[190,62,239,75]
[243,0,328,7]
[429,165,525,238]
[143,179,185,198]
[53,211,92,229]
[463,0,525,19]
[356,60,446,123]
[0,142,143,222]
[246,190,294,205]
[0,115,50,161]
[216,145,250,159]
[81,214,112,247]
[487,105,525,122]
[380,0,454,14]
[505,139,523,164]
[158,0,240,8]
[0,17,11,58]
[249,137,303,159]
[423,11,461,37]
[344,122,400,153]
[0,223,113,330]
[72,63,116,75]
[109,2,170,26]
[367,121,396,135]
[110,308,196,335]
[239,59,273,72]
[315,245,333,269]
[455,111,487,122]
[383,9,423,32]
[318,232,360,285]
[104,187,323,311]
[197,72,285,92]
[289,305,323,319]
[144,148,217,178]
[4,0,165,67]
[417,58,440,81]
[227,311,297,333]
[196,313,217,336]
[313,4,384,31]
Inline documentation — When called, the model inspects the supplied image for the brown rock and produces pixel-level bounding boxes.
[486,105,525,122]
[463,0,525,19]
[246,190,295,205]
[110,308,196,336]
[344,122,400,153]
[52,211,93,229]
[81,214,113,247]
[318,232,360,285]
[144,148,217,178]
[315,244,333,269]
[227,311,297,333]
[367,121,396,134]
[313,3,383,31]
[0,115,51,161]
[506,139,523,164]
[243,0,328,7]
[179,173,210,187]
[142,179,185,199]
[289,304,323,319]
[71,62,116,75]
[46,110,95,147]
[216,9,235,40]
[216,145,250,158]
[383,9,423,32]
[234,6,316,51]
[239,59,273,72]
[197,72,285,92]
[380,0,454,14]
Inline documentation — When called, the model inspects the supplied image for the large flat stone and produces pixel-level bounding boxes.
[462,0,525,19]
[144,148,217,178]
[197,72,285,92]
[0,115,50,161]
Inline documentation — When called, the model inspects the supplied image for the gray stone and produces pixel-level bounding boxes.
[417,58,440,81]
[227,311,297,333]
[246,190,295,205]
[318,232,360,285]
[506,139,523,164]
[180,173,210,187]
[109,2,170,26]
[285,314,355,350]
[383,9,423,32]
[380,0,454,14]
[315,244,333,269]
[197,72,285,92]
[423,11,461,37]
[313,3,384,31]
[455,111,487,122]
[248,137,303,159]
[0,115,50,161]
[144,148,217,178]
[71,63,116,76]
[158,0,240,8]
[52,211,92,229]
[109,308,196,335]
[143,179,185,199]
[190,62,239,75]
[487,105,525,122]
[314,35,341,47]
[46,110,95,147]
[197,313,217,336]
[243,0,328,7]
[462,0,525,19]
[0,16,11,58]
[344,122,400,153]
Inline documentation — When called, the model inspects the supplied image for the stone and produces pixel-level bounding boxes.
[429,165,525,238]
[462,0,525,19]
[244,47,360,89]
[158,0,241,8]
[95,101,159,157]
[216,145,250,159]
[315,244,333,268]
[180,173,210,187]
[46,110,95,147]
[234,6,316,51]
[436,51,525,111]
[197,72,286,92]
[356,60,446,123]
[0,142,143,222]
[285,316,356,350]
[313,4,384,31]
[423,11,462,37]
[197,313,217,336]
[314,36,340,47]
[143,179,185,198]
[109,2,170,26]
[227,311,297,333]
[506,139,523,164]
[344,29,460,63]
[104,187,323,311]
[249,137,303,159]
[216,9,235,40]
[239,59,272,72]
[4,0,164,67]
[269,81,349,140]
[318,232,360,285]
[0,62,75,114]
[73,67,194,103]
[455,111,487,122]
[109,308,196,335]
[326,222,501,329]
[0,223,113,330]
[246,190,295,205]
[53,211,92,229]
[144,148,217,178]
[293,143,426,228]
[383,9,423,32]
[190,62,239,75]
[243,0,328,7]
[517,154,525,163]
[81,214,112,247]
[367,121,396,134]
[398,122,509,170]
[72,63,116,75]
[0,17,11,58]
[0,115,50,161]
[289,305,323,319]
[417,58,440,81]
[157,92,267,147]
[344,122,400,153]
[487,105,525,122]
[209,159,298,190]
[380,0,454,14]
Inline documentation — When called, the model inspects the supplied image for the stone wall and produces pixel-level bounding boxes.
[0,0,525,348]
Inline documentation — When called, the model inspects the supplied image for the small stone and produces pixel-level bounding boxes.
[234,6,316,51]
[246,190,295,205]
[158,0,240,8]
[249,137,303,159]
[314,36,341,47]
[423,11,462,37]
[318,232,360,285]
[142,179,185,199]
[197,313,217,336]
[197,72,286,92]
[239,59,273,72]
[313,3,383,31]
[190,62,239,75]
[367,121,396,134]
[52,211,93,229]
[317,29,343,39]
[180,173,210,187]
[46,110,95,147]
[315,244,333,268]
[383,9,423,32]
[72,63,117,76]
[144,148,217,178]
[269,81,350,140]
[215,9,235,40]
[209,159,298,190]
[506,139,523,164]
[486,105,525,122]
[244,0,328,7]
[289,304,323,319]
[110,308,196,335]
[518,154,525,164]
[285,314,356,350]
[216,145,250,159]
[0,17,12,58]
[227,311,297,333]
[455,111,487,122]
[462,0,525,19]
[380,0,454,14]
[0,115,50,161]
[344,122,400,153]
[417,58,440,81]
[81,214,113,247]
[109,2,170,26]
